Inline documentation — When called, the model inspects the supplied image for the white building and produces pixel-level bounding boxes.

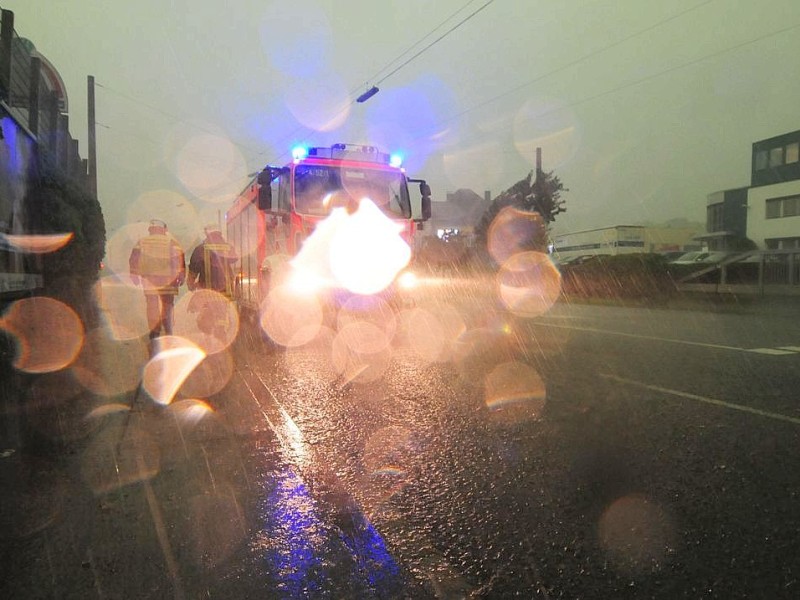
[706,130,800,250]
[745,131,800,249]
[552,225,700,262]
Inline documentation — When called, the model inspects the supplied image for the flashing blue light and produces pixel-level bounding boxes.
[292,145,309,160]
[389,153,403,168]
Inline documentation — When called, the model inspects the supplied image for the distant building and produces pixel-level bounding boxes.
[552,225,701,261]
[429,188,489,245]
[746,130,800,250]
[704,129,800,250]
[699,187,748,250]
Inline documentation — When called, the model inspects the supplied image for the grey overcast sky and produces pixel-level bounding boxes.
[4,0,800,243]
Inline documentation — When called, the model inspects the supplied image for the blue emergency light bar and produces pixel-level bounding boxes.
[292,145,309,160]
[304,143,395,165]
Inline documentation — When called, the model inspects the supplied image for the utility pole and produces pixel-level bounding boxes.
[87,75,97,197]
[535,147,542,178]
[532,146,544,199]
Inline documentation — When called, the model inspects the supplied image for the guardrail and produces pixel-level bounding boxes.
[677,250,800,296]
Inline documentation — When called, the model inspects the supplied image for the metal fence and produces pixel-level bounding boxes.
[678,250,800,296]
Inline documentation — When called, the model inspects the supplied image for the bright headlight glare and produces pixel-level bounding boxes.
[286,269,326,296]
[397,271,418,290]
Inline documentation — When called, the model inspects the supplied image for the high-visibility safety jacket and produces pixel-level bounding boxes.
[129,233,186,295]
[188,239,238,298]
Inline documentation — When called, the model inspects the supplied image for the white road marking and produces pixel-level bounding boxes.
[601,373,800,426]
[536,321,798,355]
[748,348,797,355]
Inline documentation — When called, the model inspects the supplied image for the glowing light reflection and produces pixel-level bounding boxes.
[72,327,147,397]
[598,494,675,575]
[4,232,73,253]
[497,251,562,318]
[1,296,84,373]
[259,285,324,347]
[142,336,206,405]
[255,467,403,595]
[328,200,411,295]
[178,350,234,399]
[175,289,240,355]
[484,361,547,424]
[487,206,547,265]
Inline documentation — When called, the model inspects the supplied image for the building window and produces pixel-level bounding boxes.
[765,194,800,219]
[769,146,784,167]
[755,150,768,170]
[766,198,782,218]
[707,203,724,232]
[785,196,800,217]
[786,143,800,164]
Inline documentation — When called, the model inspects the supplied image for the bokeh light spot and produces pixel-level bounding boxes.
[72,327,148,397]
[598,495,676,576]
[94,275,151,340]
[168,399,214,427]
[82,426,161,495]
[259,1,332,78]
[398,303,467,363]
[175,133,248,203]
[338,296,397,344]
[142,336,206,405]
[259,285,324,347]
[124,190,200,251]
[1,296,84,373]
[497,251,562,317]
[487,206,547,265]
[284,75,351,132]
[363,426,413,476]
[331,323,392,384]
[4,232,73,253]
[179,349,234,399]
[513,97,581,170]
[484,361,546,424]
[175,290,240,355]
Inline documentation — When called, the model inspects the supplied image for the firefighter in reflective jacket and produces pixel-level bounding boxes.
[129,219,186,339]
[187,224,238,297]
[186,225,238,342]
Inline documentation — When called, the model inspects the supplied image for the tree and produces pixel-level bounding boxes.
[475,168,567,253]
[25,167,106,324]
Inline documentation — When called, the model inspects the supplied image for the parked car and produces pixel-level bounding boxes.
[697,251,735,264]
[669,251,709,264]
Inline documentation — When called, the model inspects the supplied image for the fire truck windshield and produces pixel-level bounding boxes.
[293,165,411,219]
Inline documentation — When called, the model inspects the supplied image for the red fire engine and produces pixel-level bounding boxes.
[226,143,432,311]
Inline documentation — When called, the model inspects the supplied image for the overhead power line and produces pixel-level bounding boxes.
[94,81,267,159]
[373,0,496,87]
[356,0,482,91]
[440,0,715,126]
[448,20,800,150]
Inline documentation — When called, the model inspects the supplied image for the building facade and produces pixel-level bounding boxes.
[746,130,800,250]
[552,225,700,261]
[705,129,800,251]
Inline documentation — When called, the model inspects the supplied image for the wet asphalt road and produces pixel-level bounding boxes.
[2,279,800,598]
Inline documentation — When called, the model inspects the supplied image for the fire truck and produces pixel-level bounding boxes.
[226,143,432,311]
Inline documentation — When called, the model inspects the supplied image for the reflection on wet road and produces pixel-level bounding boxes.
[252,466,404,598]
[3,270,800,598]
